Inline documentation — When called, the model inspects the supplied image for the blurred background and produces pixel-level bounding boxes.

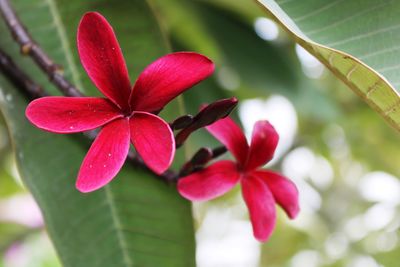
[0,0,399,266]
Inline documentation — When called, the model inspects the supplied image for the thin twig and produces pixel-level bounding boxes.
[0,48,227,183]
[0,1,163,177]
[0,0,229,182]
[0,49,46,98]
[0,0,82,97]
[0,48,178,181]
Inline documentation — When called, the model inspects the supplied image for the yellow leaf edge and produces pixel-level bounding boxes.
[256,0,400,132]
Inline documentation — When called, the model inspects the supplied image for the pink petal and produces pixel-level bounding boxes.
[206,117,249,165]
[25,97,123,133]
[178,160,240,201]
[245,121,279,171]
[241,174,276,242]
[76,118,130,193]
[130,52,214,112]
[77,12,131,112]
[254,170,299,219]
[129,112,175,174]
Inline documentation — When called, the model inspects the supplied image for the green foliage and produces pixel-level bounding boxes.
[0,0,195,266]
[257,0,400,131]
[0,0,399,266]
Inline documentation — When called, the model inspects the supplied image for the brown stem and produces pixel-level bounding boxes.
[0,0,82,97]
[0,47,176,181]
[0,49,46,98]
[0,0,167,177]
[0,0,230,182]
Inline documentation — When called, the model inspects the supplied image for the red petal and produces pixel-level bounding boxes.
[76,118,130,193]
[241,174,276,242]
[129,112,175,174]
[130,52,214,112]
[245,121,279,171]
[25,97,123,133]
[254,170,299,219]
[206,117,249,165]
[178,160,240,201]
[78,12,131,111]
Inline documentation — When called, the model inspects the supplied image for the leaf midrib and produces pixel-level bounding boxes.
[47,0,83,89]
[44,3,134,264]
[47,1,177,266]
[104,186,134,267]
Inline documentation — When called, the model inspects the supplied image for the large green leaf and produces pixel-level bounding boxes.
[256,0,400,132]
[0,0,195,266]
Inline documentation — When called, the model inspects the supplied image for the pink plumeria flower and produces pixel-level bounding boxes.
[25,12,214,193]
[178,117,299,242]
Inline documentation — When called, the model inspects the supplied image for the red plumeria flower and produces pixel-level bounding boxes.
[25,12,214,193]
[178,117,299,242]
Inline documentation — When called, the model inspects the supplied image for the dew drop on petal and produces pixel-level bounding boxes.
[108,153,112,157]
[69,126,74,130]
[89,164,93,169]
[103,164,107,168]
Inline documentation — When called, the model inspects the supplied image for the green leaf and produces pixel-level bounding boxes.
[256,0,400,132]
[197,2,299,95]
[0,0,195,266]
[156,0,299,95]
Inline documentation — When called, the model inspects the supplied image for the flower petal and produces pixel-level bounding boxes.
[254,170,299,219]
[206,117,249,165]
[241,174,276,242]
[130,52,214,112]
[25,97,123,133]
[178,160,240,201]
[76,118,130,193]
[78,12,131,111]
[129,112,175,174]
[245,121,279,170]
